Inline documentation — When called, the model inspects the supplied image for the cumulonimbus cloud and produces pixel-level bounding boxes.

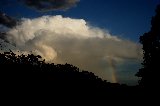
[19,0,79,11]
[5,15,142,84]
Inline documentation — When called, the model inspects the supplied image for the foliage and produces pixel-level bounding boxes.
[0,51,116,87]
[136,5,160,87]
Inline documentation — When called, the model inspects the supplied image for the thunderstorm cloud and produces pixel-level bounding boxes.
[1,15,142,84]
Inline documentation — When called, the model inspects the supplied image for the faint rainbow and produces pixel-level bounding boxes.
[107,57,117,83]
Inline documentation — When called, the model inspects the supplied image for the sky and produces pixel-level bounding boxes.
[0,0,159,85]
[0,0,159,41]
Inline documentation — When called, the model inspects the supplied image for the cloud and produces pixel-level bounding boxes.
[19,0,79,11]
[0,11,17,45]
[4,15,142,84]
[0,11,17,28]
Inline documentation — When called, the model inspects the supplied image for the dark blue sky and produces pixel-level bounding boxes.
[0,0,159,41]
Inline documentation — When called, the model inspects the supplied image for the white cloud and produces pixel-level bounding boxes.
[5,15,142,84]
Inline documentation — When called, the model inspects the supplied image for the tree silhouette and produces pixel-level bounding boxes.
[0,51,145,99]
[0,51,116,89]
[136,4,160,87]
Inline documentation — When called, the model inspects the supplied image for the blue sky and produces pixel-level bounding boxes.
[0,0,159,42]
